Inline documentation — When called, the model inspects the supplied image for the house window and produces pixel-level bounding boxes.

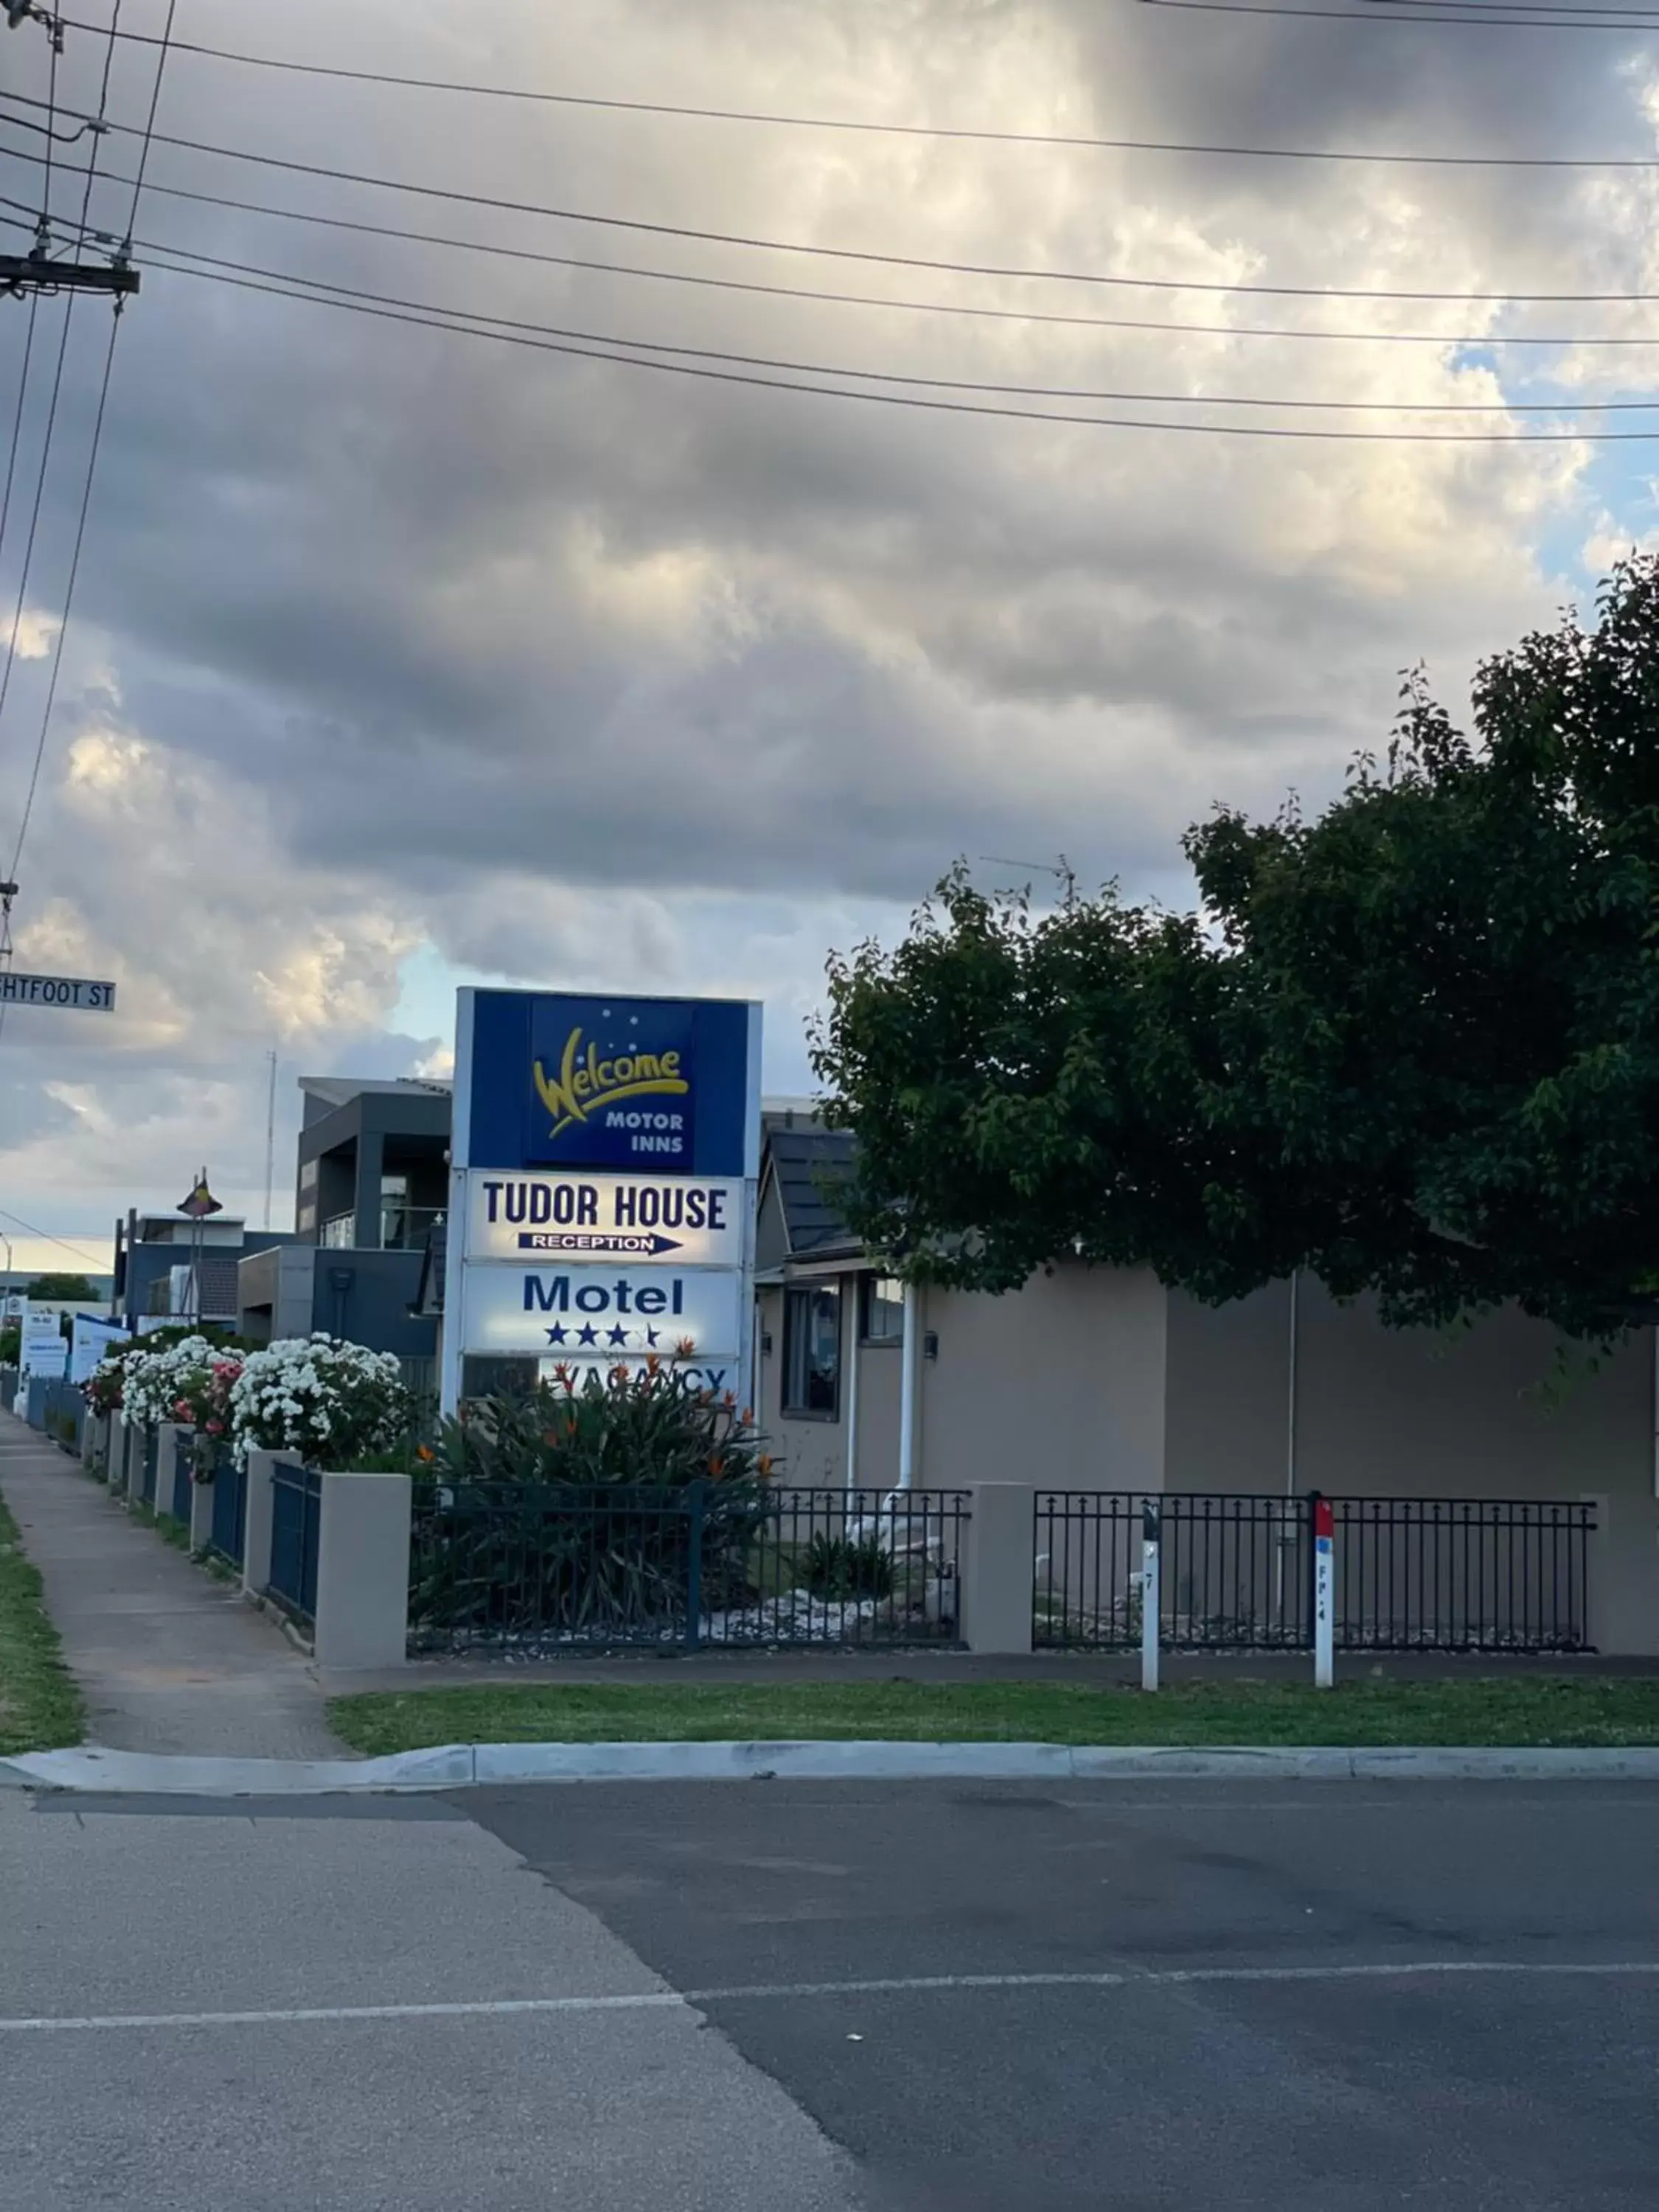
[783,1283,842,1418]
[860,1275,905,1345]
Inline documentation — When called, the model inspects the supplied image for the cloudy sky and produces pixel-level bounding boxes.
[0,0,1652,1270]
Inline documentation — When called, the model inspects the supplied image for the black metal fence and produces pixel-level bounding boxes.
[408,1481,969,1655]
[209,1452,248,1570]
[268,1461,321,1624]
[1330,1497,1594,1653]
[1034,1491,1596,1654]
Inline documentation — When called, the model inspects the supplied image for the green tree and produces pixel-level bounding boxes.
[814,557,1659,1344]
[24,1273,98,1302]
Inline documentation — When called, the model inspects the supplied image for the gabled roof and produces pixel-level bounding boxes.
[765,1125,859,1259]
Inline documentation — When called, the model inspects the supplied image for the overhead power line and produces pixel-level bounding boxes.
[38,189,1659,355]
[0,1202,110,1265]
[44,13,1659,166]
[69,225,1659,414]
[7,110,1659,306]
[1135,0,1659,22]
[14,159,1659,355]
[3,0,164,915]
[118,245,1659,441]
[0,291,41,560]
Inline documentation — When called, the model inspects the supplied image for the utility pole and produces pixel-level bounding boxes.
[4,7,139,304]
[1,248,138,303]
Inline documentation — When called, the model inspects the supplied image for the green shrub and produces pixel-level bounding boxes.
[408,1365,773,1645]
[802,1531,894,1603]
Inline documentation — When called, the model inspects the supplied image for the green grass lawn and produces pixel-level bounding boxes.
[327,1675,1659,1759]
[0,1488,83,1756]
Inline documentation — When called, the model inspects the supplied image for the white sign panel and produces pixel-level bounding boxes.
[71,1312,128,1385]
[465,1171,745,1265]
[462,1264,742,1363]
[0,970,116,1012]
[21,1306,66,1376]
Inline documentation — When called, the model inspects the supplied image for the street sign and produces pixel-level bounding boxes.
[0,970,116,1012]
[21,1305,66,1376]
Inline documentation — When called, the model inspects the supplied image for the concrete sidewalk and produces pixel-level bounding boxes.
[0,1421,341,1758]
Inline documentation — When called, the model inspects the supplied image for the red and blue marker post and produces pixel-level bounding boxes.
[1312,1492,1335,1688]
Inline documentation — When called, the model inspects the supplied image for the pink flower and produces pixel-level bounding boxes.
[205,1418,224,1436]
[172,1399,192,1419]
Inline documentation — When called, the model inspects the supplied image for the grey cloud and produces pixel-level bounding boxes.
[0,0,1650,1235]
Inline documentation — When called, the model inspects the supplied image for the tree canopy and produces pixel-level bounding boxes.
[813,557,1659,1343]
[24,1274,99,1302]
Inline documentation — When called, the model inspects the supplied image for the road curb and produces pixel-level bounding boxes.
[7,1739,1659,1795]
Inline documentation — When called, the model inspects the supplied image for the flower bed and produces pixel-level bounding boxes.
[229,1335,411,1467]
[83,1330,412,1473]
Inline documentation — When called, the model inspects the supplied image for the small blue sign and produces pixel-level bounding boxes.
[459,990,758,1175]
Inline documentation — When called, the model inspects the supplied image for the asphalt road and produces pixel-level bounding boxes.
[4,1779,1659,2209]
[469,1778,1659,2211]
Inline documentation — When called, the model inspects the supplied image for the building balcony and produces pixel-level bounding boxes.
[319,1206,445,1253]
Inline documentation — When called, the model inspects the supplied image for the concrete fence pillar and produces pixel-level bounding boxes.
[128,1420,150,1502]
[154,1422,187,1523]
[242,1449,278,1599]
[960,1482,1035,1655]
[1579,1490,1618,1654]
[313,1471,411,1672]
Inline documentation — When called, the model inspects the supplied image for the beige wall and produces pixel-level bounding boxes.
[759,1256,1659,1648]
[1166,1277,1659,1653]
[854,1337,903,1492]
[915,1264,1167,1494]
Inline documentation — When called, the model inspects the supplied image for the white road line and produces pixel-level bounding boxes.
[4,1958,1659,2034]
[0,1993,688,2033]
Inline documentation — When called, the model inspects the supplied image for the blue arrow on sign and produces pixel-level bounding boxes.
[516,1230,684,1257]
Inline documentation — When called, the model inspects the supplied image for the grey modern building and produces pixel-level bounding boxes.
[237,1075,451,1367]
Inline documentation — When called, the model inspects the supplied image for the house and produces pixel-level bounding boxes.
[754,1114,1659,1652]
[236,1076,450,1369]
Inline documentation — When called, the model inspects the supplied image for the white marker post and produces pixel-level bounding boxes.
[1312,1492,1335,1689]
[1141,1498,1161,1694]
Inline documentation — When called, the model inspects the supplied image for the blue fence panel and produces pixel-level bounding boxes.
[209,1453,247,1569]
[268,1461,321,1624]
[170,1432,195,1526]
[40,1379,85,1454]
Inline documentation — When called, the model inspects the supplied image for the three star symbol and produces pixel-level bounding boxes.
[543,1318,658,1352]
